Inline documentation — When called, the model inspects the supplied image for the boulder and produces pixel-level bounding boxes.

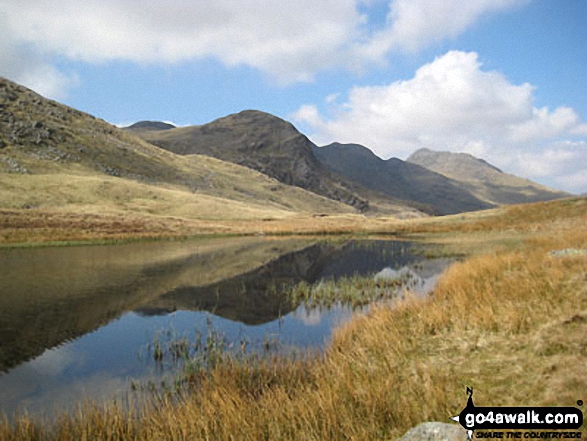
[397,422,467,441]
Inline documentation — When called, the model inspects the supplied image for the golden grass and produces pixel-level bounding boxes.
[0,207,380,246]
[2,197,585,440]
[2,190,582,247]
[0,170,353,220]
[0,169,370,245]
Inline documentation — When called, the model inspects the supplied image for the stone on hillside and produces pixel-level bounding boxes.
[396,422,467,441]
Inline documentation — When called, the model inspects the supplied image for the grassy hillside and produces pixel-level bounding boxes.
[314,143,493,215]
[0,78,363,224]
[407,148,568,205]
[0,164,352,219]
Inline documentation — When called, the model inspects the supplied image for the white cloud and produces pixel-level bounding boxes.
[570,123,587,136]
[294,105,325,128]
[0,0,364,84]
[509,106,582,142]
[356,0,528,60]
[295,51,537,155]
[514,142,587,193]
[0,0,528,86]
[0,31,76,100]
[294,51,587,194]
[325,93,340,104]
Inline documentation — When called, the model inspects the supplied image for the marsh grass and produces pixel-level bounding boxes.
[143,326,277,374]
[287,271,419,310]
[1,198,586,440]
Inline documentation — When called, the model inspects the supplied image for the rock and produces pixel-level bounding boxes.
[548,248,587,258]
[396,422,467,441]
[1,156,30,174]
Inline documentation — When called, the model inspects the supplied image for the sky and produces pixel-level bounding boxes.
[1,0,585,194]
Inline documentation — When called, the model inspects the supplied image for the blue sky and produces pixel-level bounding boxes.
[1,0,585,193]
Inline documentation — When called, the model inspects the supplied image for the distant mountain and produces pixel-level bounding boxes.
[136,110,375,211]
[407,148,568,205]
[313,143,493,215]
[407,148,503,180]
[0,77,359,218]
[125,121,176,131]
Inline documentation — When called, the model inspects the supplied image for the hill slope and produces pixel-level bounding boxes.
[0,77,356,220]
[407,148,568,205]
[136,110,375,211]
[313,143,493,215]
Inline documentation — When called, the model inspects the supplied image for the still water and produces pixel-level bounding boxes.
[0,237,451,418]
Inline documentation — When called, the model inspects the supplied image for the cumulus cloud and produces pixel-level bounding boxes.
[0,30,76,100]
[357,0,528,59]
[0,0,363,84]
[294,51,587,194]
[0,0,528,86]
[509,107,582,143]
[295,51,539,155]
[515,142,587,193]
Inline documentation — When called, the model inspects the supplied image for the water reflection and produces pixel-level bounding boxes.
[0,238,451,418]
[0,237,312,371]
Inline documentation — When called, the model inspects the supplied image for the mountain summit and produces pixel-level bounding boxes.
[125,121,176,131]
[136,110,371,211]
[407,148,503,180]
[407,148,568,205]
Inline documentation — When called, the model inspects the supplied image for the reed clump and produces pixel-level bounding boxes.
[287,270,418,310]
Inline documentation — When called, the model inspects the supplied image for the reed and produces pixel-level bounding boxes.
[287,271,418,310]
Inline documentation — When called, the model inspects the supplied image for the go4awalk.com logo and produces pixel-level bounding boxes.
[451,388,583,440]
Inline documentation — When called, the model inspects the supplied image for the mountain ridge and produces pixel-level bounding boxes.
[0,77,364,220]
[313,143,494,215]
[136,110,373,212]
[408,147,503,175]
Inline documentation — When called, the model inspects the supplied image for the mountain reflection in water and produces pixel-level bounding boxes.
[0,237,452,418]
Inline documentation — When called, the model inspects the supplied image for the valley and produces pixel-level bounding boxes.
[0,77,584,440]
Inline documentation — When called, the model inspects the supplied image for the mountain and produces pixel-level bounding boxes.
[0,77,359,219]
[313,143,493,215]
[135,110,375,211]
[125,120,176,131]
[407,148,568,205]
